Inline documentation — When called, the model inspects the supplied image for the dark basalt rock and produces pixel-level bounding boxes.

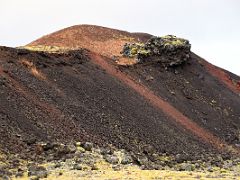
[121,35,191,67]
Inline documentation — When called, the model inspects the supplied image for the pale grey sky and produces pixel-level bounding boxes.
[0,0,239,75]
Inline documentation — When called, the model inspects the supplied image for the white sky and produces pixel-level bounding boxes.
[0,0,239,75]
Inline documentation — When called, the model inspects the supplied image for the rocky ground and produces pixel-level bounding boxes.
[0,141,239,179]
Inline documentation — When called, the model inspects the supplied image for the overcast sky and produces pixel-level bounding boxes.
[0,0,239,75]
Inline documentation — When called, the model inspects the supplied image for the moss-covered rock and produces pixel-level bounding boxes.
[121,35,191,67]
[121,43,151,59]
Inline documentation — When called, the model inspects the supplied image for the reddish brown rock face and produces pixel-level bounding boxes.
[28,25,152,58]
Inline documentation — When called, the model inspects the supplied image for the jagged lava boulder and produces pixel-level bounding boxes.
[121,35,191,66]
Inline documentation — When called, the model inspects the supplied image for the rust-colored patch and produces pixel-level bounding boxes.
[28,25,151,60]
[201,60,240,94]
[89,52,238,153]
[116,57,138,66]
[20,59,46,80]
[31,67,45,80]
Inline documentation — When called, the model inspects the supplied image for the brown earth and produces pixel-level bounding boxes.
[28,24,151,58]
[1,25,240,161]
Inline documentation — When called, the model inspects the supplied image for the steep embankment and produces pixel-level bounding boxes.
[0,46,211,157]
[121,53,240,147]
[27,25,240,152]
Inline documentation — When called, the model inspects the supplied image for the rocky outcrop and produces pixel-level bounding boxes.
[121,35,191,67]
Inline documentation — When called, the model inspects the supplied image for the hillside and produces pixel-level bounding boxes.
[28,25,151,58]
[0,25,240,179]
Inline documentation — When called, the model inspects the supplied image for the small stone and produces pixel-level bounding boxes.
[211,100,217,104]
[73,164,82,170]
[170,91,176,95]
[112,164,121,171]
[100,148,113,155]
[66,144,77,153]
[24,137,37,145]
[81,142,93,151]
[1,175,10,180]
[207,166,213,172]
[15,171,24,178]
[136,156,149,166]
[174,70,179,74]
[112,56,118,61]
[235,144,240,147]
[76,146,86,153]
[145,75,154,81]
[54,162,61,168]
[179,163,194,171]
[140,165,148,170]
[28,165,48,178]
[121,155,133,165]
[56,144,71,157]
[15,134,21,138]
[30,176,39,180]
[104,155,119,164]
[143,145,155,155]
[42,142,55,151]
[75,142,81,147]
[91,164,99,170]
[223,109,229,116]
[198,74,204,80]
[92,147,101,154]
[152,164,162,170]
[223,160,233,169]
[194,163,200,169]
[175,154,187,163]
[38,171,48,179]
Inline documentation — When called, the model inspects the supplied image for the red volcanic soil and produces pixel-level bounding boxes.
[28,25,152,58]
[0,25,240,160]
[122,53,240,147]
[197,54,240,94]
[89,52,226,152]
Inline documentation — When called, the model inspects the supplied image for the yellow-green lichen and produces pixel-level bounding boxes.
[121,43,151,58]
[121,35,190,63]
[161,35,188,47]
[18,45,73,53]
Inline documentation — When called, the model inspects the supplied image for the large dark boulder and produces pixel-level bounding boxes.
[121,35,191,67]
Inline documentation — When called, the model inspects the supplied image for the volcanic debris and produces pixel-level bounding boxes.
[121,35,191,66]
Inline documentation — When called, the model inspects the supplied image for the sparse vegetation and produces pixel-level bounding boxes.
[160,35,189,47]
[18,45,72,53]
[121,35,191,66]
[121,42,151,59]
[1,141,239,179]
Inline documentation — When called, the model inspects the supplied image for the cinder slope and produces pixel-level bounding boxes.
[121,53,240,146]
[0,47,210,158]
[1,25,240,159]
